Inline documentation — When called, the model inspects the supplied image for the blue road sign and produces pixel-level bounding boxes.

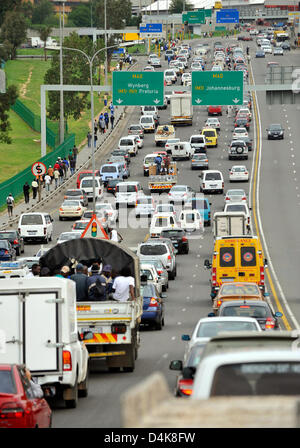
[140,23,163,34]
[113,48,125,54]
[216,9,239,24]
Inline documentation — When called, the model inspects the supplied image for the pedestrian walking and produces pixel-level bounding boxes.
[70,157,76,175]
[87,131,92,147]
[6,193,14,218]
[110,113,115,129]
[23,182,30,203]
[167,55,171,65]
[94,119,98,135]
[104,110,109,129]
[44,173,51,193]
[104,93,108,107]
[47,165,54,184]
[109,102,114,115]
[59,166,64,185]
[94,133,98,147]
[129,55,132,65]
[99,116,105,134]
[53,168,60,188]
[31,179,38,199]
[63,157,69,174]
[72,145,78,162]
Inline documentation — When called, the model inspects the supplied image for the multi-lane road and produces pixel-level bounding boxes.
[16,36,300,427]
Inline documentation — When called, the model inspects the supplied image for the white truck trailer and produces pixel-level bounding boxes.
[213,211,248,238]
[170,92,193,126]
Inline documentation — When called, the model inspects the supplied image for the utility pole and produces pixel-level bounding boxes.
[104,0,108,87]
[58,0,65,144]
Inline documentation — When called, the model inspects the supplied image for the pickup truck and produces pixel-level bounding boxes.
[148,162,177,193]
[154,125,175,147]
[0,277,89,408]
[39,237,142,372]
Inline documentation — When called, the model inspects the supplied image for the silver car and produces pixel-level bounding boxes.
[137,239,177,280]
[139,257,169,291]
[224,189,247,204]
[191,153,209,170]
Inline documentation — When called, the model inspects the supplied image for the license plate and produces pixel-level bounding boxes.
[28,231,36,234]
[221,277,235,282]
[82,327,103,334]
[209,184,217,188]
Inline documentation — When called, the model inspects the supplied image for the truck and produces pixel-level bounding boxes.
[213,211,248,237]
[0,277,89,408]
[148,162,177,193]
[154,124,175,147]
[39,237,143,373]
[170,92,193,126]
[121,370,300,428]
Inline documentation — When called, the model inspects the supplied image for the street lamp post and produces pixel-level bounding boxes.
[57,0,65,144]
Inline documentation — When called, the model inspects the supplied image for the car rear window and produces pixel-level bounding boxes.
[141,117,153,123]
[161,230,184,238]
[140,244,167,255]
[0,241,9,249]
[222,305,268,318]
[0,370,16,394]
[227,205,246,213]
[154,217,172,227]
[240,246,257,267]
[205,173,221,181]
[66,190,82,196]
[197,321,257,338]
[81,179,97,187]
[0,232,15,239]
[120,139,133,146]
[21,214,43,225]
[203,130,215,137]
[191,137,204,143]
[102,166,117,173]
[117,185,137,193]
[137,198,152,205]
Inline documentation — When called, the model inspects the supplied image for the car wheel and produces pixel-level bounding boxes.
[155,316,163,330]
[16,248,20,256]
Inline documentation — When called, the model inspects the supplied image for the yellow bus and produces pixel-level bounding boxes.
[214,1,222,9]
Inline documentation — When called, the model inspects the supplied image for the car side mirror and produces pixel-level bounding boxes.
[204,259,211,269]
[169,360,183,371]
[207,312,215,317]
[181,334,190,341]
[264,258,268,268]
[275,311,283,318]
[264,292,270,297]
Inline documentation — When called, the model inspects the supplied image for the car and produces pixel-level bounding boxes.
[151,57,161,68]
[208,105,222,116]
[59,200,86,220]
[169,341,207,397]
[115,181,143,208]
[143,65,155,72]
[149,212,179,238]
[191,153,209,170]
[0,240,16,261]
[160,227,189,255]
[200,170,224,194]
[178,209,203,233]
[81,209,109,229]
[16,257,40,269]
[165,49,175,61]
[147,53,157,64]
[236,135,252,151]
[168,185,194,205]
[35,246,52,258]
[0,364,52,428]
[267,61,280,68]
[234,118,250,130]
[135,195,155,218]
[229,165,249,182]
[185,196,211,226]
[118,135,139,156]
[0,230,24,256]
[63,189,88,207]
[189,135,206,153]
[267,123,284,140]
[95,202,118,225]
[181,73,191,86]
[154,203,177,219]
[164,69,177,84]
[232,127,248,139]
[76,169,101,189]
[256,50,265,58]
[140,263,163,295]
[224,202,251,228]
[261,45,272,54]
[72,219,90,233]
[191,62,202,71]
[128,124,144,138]
[182,316,263,348]
[204,117,220,132]
[224,189,247,204]
[18,212,53,244]
[228,140,248,160]
[79,176,103,202]
[211,282,267,314]
[57,231,81,244]
[280,42,290,50]
[140,281,165,330]
[137,239,177,280]
[106,178,124,195]
[217,300,283,330]
[273,47,283,55]
[139,115,156,133]
[139,257,169,291]
[201,128,218,147]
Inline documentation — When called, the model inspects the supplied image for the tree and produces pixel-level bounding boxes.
[39,25,52,61]
[44,33,104,121]
[68,4,91,27]
[0,85,18,144]
[0,10,27,60]
[32,0,53,25]
[0,0,21,26]
[169,0,193,14]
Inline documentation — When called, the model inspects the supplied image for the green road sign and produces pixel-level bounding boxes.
[182,11,206,24]
[192,71,243,106]
[112,71,164,106]
[204,9,212,17]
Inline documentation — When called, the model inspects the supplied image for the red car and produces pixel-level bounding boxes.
[0,364,52,428]
[208,105,222,116]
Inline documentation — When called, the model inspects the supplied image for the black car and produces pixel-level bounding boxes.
[280,42,290,50]
[160,228,189,254]
[110,149,130,165]
[218,300,283,330]
[0,230,24,256]
[169,342,206,397]
[235,118,250,130]
[267,123,284,140]
[0,240,16,261]
[106,178,124,195]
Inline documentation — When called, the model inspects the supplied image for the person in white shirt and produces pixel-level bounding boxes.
[109,227,123,243]
[44,174,51,193]
[112,267,135,302]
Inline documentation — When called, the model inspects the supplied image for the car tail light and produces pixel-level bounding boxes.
[111,323,126,334]
[182,236,188,242]
[0,403,25,419]
[167,255,171,260]
[64,195,67,199]
[217,299,222,307]
[59,208,63,211]
[63,350,72,371]
[178,378,193,396]
[44,227,46,235]
[4,250,8,254]
[260,267,265,286]
[80,196,83,199]
[242,196,247,201]
[222,182,224,188]
[265,317,275,330]
[212,267,217,287]
[149,297,158,307]
[225,197,230,200]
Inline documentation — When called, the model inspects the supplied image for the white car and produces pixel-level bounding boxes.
[154,203,177,219]
[200,170,224,194]
[205,117,220,132]
[232,127,248,139]
[178,209,203,233]
[72,219,90,233]
[147,53,157,64]
[130,134,144,149]
[151,58,161,68]
[165,138,180,154]
[140,262,163,295]
[224,202,251,228]
[191,62,202,71]
[168,185,194,204]
[143,65,155,72]
[211,65,223,71]
[149,212,178,238]
[181,73,191,86]
[139,115,155,132]
[57,231,81,244]
[224,189,247,204]
[229,165,249,182]
[261,45,272,54]
[95,202,118,224]
[164,69,177,83]
[135,195,155,217]
[59,200,86,220]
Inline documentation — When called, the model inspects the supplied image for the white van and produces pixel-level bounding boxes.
[118,136,139,156]
[171,141,193,160]
[115,181,143,208]
[178,209,203,233]
[189,135,206,153]
[141,105,159,121]
[150,213,178,238]
[200,170,224,194]
[79,176,103,201]
[139,115,156,133]
[18,212,53,243]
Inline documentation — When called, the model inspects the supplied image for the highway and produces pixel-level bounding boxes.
[13,36,300,427]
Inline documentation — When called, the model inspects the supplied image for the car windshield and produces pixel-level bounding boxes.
[137,198,152,205]
[130,126,141,131]
[63,201,80,206]
[187,344,206,367]
[227,205,246,212]
[117,185,137,193]
[154,217,171,227]
[161,230,184,237]
[0,232,15,239]
[171,186,186,192]
[102,166,117,173]
[197,321,258,337]
[66,191,82,196]
[0,370,16,394]
[74,222,88,229]
[222,305,268,318]
[0,241,9,249]
[270,124,282,130]
[205,173,221,180]
[193,155,207,160]
[81,179,96,187]
[59,233,80,241]
[220,284,260,296]
[120,139,133,146]
[157,205,173,212]
[140,244,167,255]
[21,214,43,225]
